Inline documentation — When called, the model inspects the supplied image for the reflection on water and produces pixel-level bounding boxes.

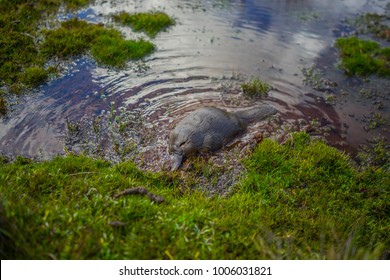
[0,0,388,164]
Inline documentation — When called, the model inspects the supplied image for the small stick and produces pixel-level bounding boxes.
[113,187,148,199]
[114,187,165,204]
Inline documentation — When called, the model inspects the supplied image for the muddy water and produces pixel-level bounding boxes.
[1,0,389,168]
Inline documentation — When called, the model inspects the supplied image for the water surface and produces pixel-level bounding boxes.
[1,0,389,168]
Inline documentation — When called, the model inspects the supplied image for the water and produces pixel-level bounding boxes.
[1,0,389,169]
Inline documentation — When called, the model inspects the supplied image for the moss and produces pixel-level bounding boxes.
[0,133,388,259]
[0,1,156,94]
[112,12,175,38]
[336,37,390,77]
[241,78,272,98]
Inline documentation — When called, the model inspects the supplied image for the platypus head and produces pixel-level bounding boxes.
[169,131,187,171]
[170,147,184,171]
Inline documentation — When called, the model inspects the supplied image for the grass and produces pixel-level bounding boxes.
[357,136,390,170]
[41,18,155,67]
[0,1,156,94]
[1,132,389,259]
[0,89,7,115]
[353,13,390,41]
[112,12,175,38]
[336,37,390,77]
[241,78,272,98]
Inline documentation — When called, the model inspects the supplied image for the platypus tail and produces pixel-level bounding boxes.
[234,105,277,123]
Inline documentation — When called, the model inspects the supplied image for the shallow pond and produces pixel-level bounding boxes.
[1,0,389,170]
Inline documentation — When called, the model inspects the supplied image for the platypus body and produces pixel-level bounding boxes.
[169,105,277,170]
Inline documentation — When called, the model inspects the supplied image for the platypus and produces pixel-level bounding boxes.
[169,105,277,170]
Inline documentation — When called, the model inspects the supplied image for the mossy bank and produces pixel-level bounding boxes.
[0,1,173,96]
[41,18,155,67]
[241,78,273,98]
[1,133,389,259]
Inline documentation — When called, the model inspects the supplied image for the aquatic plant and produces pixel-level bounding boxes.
[363,112,388,131]
[353,13,390,41]
[336,37,390,77]
[241,78,272,98]
[91,36,154,66]
[0,133,388,259]
[112,12,175,38]
[0,0,93,93]
[301,64,337,93]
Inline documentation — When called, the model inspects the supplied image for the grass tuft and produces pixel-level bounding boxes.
[91,36,155,67]
[19,66,49,88]
[353,13,390,41]
[112,12,175,38]
[241,78,272,98]
[0,0,94,92]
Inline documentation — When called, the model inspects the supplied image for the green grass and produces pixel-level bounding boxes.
[112,12,175,38]
[0,0,94,92]
[0,89,7,115]
[91,35,155,66]
[0,1,156,93]
[41,18,155,67]
[336,37,390,77]
[241,78,272,98]
[19,66,50,88]
[1,133,388,259]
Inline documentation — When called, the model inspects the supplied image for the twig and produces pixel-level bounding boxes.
[114,187,165,204]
